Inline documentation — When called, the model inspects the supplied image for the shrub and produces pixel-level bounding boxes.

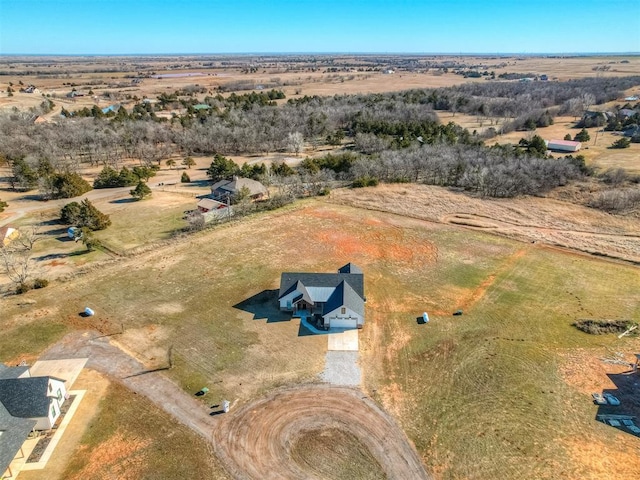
[181,172,191,183]
[611,137,631,149]
[574,128,590,142]
[16,283,32,294]
[573,319,635,335]
[33,278,49,289]
[352,176,379,188]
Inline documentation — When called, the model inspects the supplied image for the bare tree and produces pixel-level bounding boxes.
[287,131,304,156]
[0,226,41,289]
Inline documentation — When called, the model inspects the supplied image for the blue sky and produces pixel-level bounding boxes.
[0,0,638,54]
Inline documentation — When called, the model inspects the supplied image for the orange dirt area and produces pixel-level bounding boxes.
[67,430,150,480]
[212,384,430,480]
[559,349,635,396]
[304,206,438,266]
[562,434,640,480]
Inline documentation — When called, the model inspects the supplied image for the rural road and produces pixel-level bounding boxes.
[40,331,430,479]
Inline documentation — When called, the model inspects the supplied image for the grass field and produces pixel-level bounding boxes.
[360,240,640,479]
[1,198,639,479]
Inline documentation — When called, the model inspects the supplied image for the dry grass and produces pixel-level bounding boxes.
[289,428,386,479]
[61,381,229,480]
[1,197,639,479]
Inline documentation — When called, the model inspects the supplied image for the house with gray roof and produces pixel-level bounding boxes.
[0,372,67,431]
[278,263,365,329]
[1,364,67,478]
[0,402,36,479]
[210,176,268,202]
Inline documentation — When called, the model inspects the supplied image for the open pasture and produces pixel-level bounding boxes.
[1,196,639,478]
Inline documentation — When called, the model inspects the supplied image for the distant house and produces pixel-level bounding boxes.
[382,69,395,74]
[539,74,548,81]
[210,176,268,201]
[623,125,640,138]
[546,139,582,152]
[278,263,366,330]
[197,198,228,213]
[101,105,119,114]
[66,91,84,98]
[23,85,38,94]
[192,104,211,111]
[0,226,20,247]
[618,108,638,119]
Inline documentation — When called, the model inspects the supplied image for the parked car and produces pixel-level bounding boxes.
[592,393,607,405]
[603,393,621,406]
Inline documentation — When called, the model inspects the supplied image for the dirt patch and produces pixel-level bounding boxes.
[115,324,172,369]
[67,430,151,480]
[153,302,184,315]
[559,349,636,396]
[213,384,430,479]
[562,433,640,480]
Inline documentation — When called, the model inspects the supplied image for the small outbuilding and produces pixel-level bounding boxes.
[546,139,582,153]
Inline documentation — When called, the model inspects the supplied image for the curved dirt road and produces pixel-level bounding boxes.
[213,385,430,480]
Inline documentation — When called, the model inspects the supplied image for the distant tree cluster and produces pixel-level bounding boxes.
[93,165,156,188]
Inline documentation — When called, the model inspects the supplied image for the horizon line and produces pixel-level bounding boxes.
[1,51,639,58]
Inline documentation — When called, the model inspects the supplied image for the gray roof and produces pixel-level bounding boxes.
[0,377,52,418]
[211,177,267,197]
[324,280,365,317]
[0,401,36,475]
[279,271,364,301]
[0,365,29,380]
[338,263,363,274]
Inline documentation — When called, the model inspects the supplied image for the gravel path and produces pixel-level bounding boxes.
[321,351,361,386]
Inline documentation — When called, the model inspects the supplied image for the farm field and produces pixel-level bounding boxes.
[1,197,639,479]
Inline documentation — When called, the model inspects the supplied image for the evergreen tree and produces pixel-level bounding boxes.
[574,128,590,142]
[130,181,152,200]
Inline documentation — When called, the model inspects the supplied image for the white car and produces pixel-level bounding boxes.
[603,393,621,406]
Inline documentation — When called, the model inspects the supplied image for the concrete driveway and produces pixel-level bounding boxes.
[327,329,359,351]
[29,358,88,388]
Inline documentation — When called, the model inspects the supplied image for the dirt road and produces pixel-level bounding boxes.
[40,331,218,439]
[213,384,431,480]
[41,332,430,479]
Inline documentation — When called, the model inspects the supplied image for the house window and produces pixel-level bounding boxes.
[341,307,346,314]
[51,404,57,418]
[57,388,63,401]
[48,383,52,393]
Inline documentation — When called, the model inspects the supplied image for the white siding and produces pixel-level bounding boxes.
[323,306,363,329]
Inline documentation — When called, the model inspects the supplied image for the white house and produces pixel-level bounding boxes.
[278,263,365,329]
[546,139,582,152]
[0,373,67,431]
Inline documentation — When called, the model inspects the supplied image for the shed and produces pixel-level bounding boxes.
[546,139,582,152]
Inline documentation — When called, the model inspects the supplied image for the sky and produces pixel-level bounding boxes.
[0,0,638,55]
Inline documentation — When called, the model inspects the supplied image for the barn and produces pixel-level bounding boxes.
[546,139,582,152]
